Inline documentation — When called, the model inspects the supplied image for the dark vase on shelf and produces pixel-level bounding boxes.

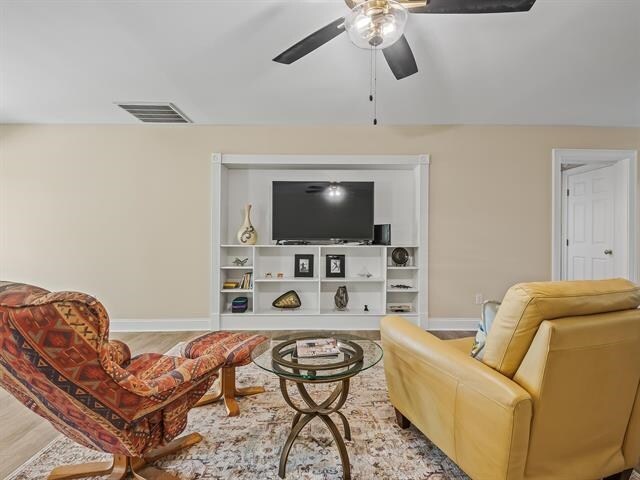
[334,286,349,311]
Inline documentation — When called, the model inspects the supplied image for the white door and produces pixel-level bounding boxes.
[565,165,617,280]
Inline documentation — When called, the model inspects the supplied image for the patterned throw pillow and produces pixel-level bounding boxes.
[471,301,501,359]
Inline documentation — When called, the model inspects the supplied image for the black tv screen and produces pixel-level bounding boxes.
[272,181,374,241]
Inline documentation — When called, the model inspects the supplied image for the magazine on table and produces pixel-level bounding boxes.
[295,338,340,358]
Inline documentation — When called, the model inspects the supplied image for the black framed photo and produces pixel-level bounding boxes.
[294,254,314,278]
[325,254,346,278]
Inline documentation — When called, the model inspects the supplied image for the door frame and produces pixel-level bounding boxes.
[552,149,638,282]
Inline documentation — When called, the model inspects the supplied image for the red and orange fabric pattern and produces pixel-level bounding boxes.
[183,331,267,366]
[0,281,225,457]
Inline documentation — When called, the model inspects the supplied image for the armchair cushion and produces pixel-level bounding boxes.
[182,331,267,366]
[482,278,640,377]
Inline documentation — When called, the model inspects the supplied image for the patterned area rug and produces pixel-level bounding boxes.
[7,345,640,480]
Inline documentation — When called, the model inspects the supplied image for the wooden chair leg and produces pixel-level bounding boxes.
[395,407,411,429]
[143,432,203,463]
[195,366,265,417]
[48,433,202,480]
[48,455,128,480]
[603,469,633,480]
[131,458,180,480]
[130,432,204,479]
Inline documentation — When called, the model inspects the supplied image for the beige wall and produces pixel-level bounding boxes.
[1,125,639,321]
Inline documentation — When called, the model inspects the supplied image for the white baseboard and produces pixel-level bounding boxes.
[110,318,211,333]
[427,317,478,331]
[110,316,478,332]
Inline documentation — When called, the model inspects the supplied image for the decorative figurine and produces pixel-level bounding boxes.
[264,272,273,279]
[391,247,410,266]
[272,290,302,309]
[232,257,249,266]
[277,272,284,279]
[358,266,373,278]
[364,304,369,312]
[334,285,349,311]
[237,204,257,245]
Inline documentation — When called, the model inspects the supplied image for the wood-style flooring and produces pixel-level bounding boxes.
[0,330,470,478]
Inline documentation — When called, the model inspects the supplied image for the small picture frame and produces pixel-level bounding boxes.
[294,254,314,278]
[325,254,346,278]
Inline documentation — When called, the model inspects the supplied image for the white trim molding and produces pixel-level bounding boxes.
[110,318,211,333]
[551,149,638,282]
[109,316,477,332]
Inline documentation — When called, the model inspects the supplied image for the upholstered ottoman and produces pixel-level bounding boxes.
[183,332,267,416]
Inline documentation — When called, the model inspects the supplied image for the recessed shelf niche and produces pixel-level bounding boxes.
[211,154,429,330]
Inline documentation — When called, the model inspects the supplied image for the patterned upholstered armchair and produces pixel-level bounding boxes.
[0,282,227,480]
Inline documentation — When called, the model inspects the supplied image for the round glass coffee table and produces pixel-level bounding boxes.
[251,332,383,480]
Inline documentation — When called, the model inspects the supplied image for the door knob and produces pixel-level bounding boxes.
[604,249,613,255]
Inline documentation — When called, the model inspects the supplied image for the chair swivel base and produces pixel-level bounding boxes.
[47,432,202,480]
[195,365,265,416]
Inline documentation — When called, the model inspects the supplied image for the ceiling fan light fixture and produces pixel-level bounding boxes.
[345,0,408,50]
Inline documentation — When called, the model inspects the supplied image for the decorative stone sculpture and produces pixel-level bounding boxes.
[272,290,302,309]
[334,286,349,311]
[237,204,257,245]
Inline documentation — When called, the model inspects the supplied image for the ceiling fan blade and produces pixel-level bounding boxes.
[273,17,346,64]
[382,35,418,80]
[410,0,536,13]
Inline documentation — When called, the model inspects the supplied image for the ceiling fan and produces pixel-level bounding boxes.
[273,0,537,80]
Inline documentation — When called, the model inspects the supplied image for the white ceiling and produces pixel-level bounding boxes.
[1,0,639,126]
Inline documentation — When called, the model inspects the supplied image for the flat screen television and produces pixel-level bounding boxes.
[272,181,374,242]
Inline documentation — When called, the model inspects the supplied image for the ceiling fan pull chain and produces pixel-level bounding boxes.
[373,48,378,126]
[369,46,374,102]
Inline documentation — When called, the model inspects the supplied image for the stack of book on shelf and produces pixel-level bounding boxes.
[223,281,239,290]
[239,272,253,290]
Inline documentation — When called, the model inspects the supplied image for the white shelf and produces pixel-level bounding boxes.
[253,309,320,316]
[387,266,419,270]
[221,244,253,248]
[321,277,384,282]
[320,309,383,316]
[387,288,419,293]
[221,289,253,293]
[221,265,253,270]
[254,278,318,282]
[321,244,386,249]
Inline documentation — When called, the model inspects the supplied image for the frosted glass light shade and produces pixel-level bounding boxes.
[344,0,408,50]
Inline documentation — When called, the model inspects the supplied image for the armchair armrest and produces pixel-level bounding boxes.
[105,349,226,400]
[107,340,131,367]
[381,316,532,480]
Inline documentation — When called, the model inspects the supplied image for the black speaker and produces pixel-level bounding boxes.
[373,224,391,245]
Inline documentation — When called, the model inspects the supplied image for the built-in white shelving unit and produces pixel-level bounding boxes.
[211,154,429,330]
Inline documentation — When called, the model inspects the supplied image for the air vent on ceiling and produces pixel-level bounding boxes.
[116,102,191,123]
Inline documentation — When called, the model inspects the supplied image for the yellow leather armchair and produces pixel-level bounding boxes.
[381,279,640,480]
